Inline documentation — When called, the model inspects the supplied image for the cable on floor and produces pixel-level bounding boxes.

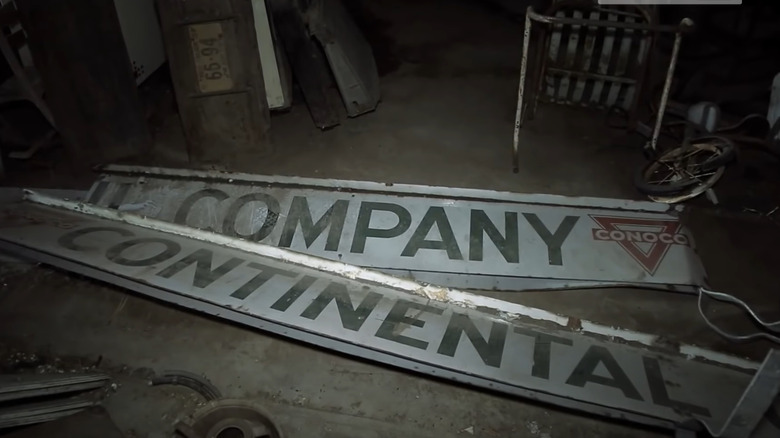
[697,286,780,345]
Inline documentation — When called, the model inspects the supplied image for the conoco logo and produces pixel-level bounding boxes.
[590,215,688,275]
[592,229,689,246]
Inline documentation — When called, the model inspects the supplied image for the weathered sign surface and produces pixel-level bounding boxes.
[0,197,753,432]
[86,166,707,291]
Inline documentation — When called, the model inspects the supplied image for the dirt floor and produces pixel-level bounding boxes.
[1,0,780,437]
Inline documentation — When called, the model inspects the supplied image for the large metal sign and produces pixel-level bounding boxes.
[0,195,762,434]
[86,166,707,291]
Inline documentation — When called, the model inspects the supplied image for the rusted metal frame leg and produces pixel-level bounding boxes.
[531,19,551,121]
[648,27,684,155]
[513,8,534,173]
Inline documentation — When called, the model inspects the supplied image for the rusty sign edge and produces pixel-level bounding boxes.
[96,165,677,213]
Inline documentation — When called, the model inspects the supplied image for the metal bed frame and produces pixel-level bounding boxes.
[512,2,693,172]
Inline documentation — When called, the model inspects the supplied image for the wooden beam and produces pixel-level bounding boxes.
[16,0,152,165]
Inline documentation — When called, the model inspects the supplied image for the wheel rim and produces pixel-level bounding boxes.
[642,142,725,191]
[649,166,724,203]
[642,141,726,203]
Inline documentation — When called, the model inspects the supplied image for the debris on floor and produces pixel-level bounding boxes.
[0,373,110,402]
[175,399,283,438]
[0,372,111,429]
[149,370,222,401]
[2,407,126,438]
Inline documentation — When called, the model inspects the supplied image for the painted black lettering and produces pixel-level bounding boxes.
[351,202,412,253]
[230,262,296,300]
[514,327,573,379]
[437,313,508,368]
[643,357,710,416]
[523,214,579,266]
[156,249,244,288]
[375,299,444,350]
[105,238,181,267]
[469,210,519,263]
[566,345,643,401]
[223,193,281,241]
[279,196,348,251]
[173,189,229,231]
[271,275,318,311]
[401,207,463,260]
[58,227,133,251]
[300,282,382,331]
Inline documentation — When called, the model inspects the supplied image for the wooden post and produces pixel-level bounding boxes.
[157,0,272,167]
[16,0,152,166]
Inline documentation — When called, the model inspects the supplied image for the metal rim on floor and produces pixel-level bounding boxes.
[175,400,283,438]
[634,137,733,201]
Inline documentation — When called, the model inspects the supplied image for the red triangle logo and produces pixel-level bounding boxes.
[590,215,686,275]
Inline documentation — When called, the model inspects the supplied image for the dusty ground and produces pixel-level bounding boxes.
[1,0,779,437]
